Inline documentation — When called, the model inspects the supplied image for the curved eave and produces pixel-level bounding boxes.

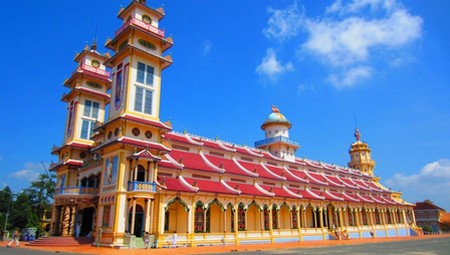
[74,49,110,63]
[92,137,171,154]
[62,87,111,103]
[51,142,91,155]
[64,68,112,87]
[260,121,292,130]
[49,159,84,172]
[95,114,172,133]
[118,2,164,21]
[105,45,172,70]
[105,24,173,52]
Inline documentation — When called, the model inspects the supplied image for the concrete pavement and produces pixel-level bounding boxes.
[2,234,449,255]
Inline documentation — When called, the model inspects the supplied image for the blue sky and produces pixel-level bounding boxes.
[0,0,449,210]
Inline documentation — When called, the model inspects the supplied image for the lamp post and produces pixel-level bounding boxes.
[4,192,13,232]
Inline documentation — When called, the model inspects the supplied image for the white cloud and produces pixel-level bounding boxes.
[201,40,212,55]
[256,48,293,82]
[9,162,42,182]
[327,66,372,88]
[262,0,423,88]
[302,8,423,67]
[385,159,450,209]
[263,3,304,42]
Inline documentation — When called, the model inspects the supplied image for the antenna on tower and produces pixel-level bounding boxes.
[353,112,358,129]
[91,26,98,51]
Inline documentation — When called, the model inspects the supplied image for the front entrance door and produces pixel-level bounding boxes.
[128,205,144,237]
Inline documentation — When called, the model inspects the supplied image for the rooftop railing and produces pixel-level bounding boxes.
[115,17,165,38]
[127,181,157,192]
[80,63,110,77]
[55,186,99,196]
[254,136,300,147]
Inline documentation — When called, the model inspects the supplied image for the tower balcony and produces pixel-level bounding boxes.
[254,136,300,148]
[115,17,165,38]
[54,186,99,196]
[127,181,157,192]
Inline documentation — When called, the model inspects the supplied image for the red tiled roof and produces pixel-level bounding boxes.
[337,176,359,189]
[193,138,223,150]
[169,149,219,173]
[264,165,286,179]
[259,185,301,199]
[158,160,180,170]
[323,174,345,187]
[204,154,257,177]
[342,192,360,202]
[226,181,272,197]
[357,194,374,203]
[304,171,328,186]
[370,195,386,204]
[287,169,311,183]
[184,177,239,195]
[238,160,284,180]
[414,201,446,211]
[354,180,371,191]
[284,167,309,183]
[323,190,344,201]
[128,149,161,161]
[234,147,263,157]
[158,176,196,193]
[163,133,193,144]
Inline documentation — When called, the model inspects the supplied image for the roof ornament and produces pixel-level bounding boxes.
[354,128,361,141]
[271,105,280,113]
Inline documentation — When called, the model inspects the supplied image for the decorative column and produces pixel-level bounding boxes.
[145,199,150,232]
[130,198,137,235]
[318,207,323,228]
[149,199,154,233]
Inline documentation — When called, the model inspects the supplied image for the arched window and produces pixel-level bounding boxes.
[263,205,270,230]
[137,165,145,182]
[194,201,205,232]
[237,203,246,231]
[272,204,278,229]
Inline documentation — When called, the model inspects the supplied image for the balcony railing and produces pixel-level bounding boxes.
[127,181,157,192]
[80,63,110,77]
[55,186,99,196]
[254,136,300,147]
[115,17,165,38]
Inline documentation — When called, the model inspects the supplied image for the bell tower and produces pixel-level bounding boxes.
[104,0,173,120]
[348,128,376,176]
[255,106,300,162]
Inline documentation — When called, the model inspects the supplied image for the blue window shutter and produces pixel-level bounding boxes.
[137,62,145,83]
[135,87,143,112]
[84,100,92,117]
[81,120,89,139]
[92,102,100,119]
[144,89,153,114]
[146,65,154,85]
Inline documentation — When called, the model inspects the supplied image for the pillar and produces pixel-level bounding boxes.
[130,198,136,235]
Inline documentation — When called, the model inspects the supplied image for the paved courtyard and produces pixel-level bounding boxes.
[0,234,449,255]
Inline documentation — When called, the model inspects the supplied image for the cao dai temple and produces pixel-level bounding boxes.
[49,0,419,248]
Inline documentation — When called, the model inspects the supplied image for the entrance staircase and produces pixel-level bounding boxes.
[26,236,95,247]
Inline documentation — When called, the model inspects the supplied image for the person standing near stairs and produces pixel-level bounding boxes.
[6,229,19,247]
[75,222,81,237]
[143,232,150,249]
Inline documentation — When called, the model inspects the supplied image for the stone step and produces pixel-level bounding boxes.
[26,236,94,246]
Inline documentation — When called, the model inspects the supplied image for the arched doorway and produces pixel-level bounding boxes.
[128,205,144,237]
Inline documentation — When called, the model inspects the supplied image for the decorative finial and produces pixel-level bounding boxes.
[271,105,279,113]
[354,128,361,141]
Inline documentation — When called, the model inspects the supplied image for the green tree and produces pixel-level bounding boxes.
[0,187,13,231]
[24,172,56,223]
[9,192,33,229]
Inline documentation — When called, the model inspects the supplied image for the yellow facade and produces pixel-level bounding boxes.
[50,0,418,248]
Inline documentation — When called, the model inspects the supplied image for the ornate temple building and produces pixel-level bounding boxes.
[49,0,418,248]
